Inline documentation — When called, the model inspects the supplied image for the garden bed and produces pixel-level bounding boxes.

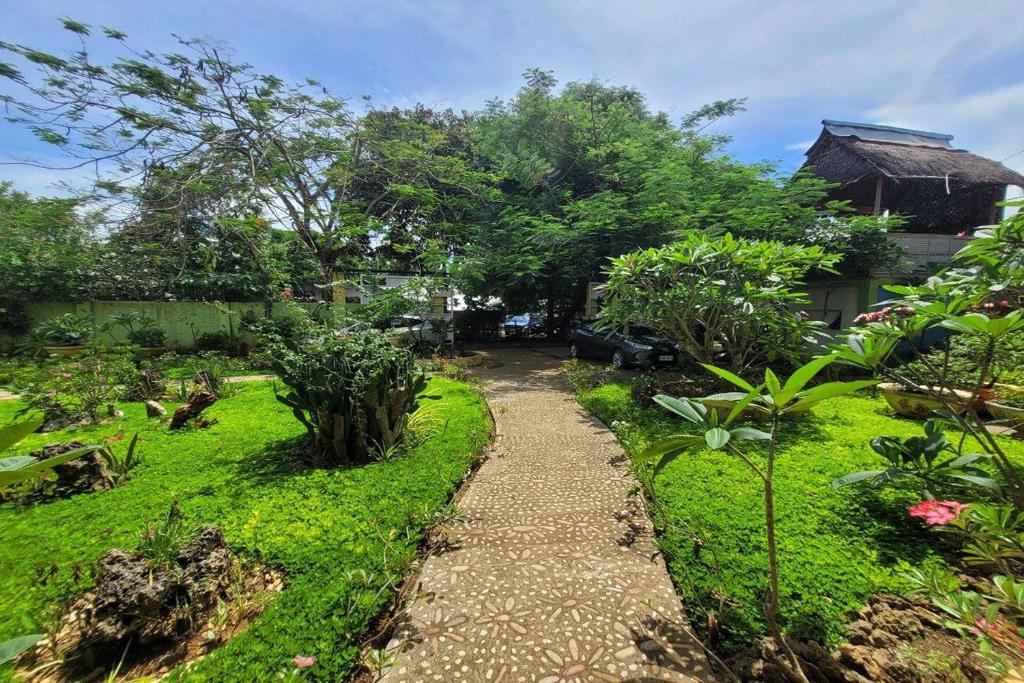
[575,382,1024,657]
[0,376,490,681]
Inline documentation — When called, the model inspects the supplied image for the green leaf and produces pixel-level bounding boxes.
[652,394,706,424]
[764,368,781,397]
[0,445,100,486]
[726,386,765,424]
[641,434,703,462]
[729,426,771,441]
[944,473,1000,490]
[0,418,43,453]
[778,354,836,405]
[0,633,43,665]
[0,456,37,472]
[704,427,731,450]
[784,379,877,414]
[699,364,754,392]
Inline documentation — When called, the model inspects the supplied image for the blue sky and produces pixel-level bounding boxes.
[3,0,1024,196]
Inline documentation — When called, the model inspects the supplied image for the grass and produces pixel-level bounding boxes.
[0,377,490,681]
[577,381,1024,653]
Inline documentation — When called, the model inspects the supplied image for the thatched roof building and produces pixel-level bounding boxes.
[802,120,1024,234]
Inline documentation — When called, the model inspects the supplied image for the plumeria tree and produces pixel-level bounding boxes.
[832,201,1024,676]
[643,355,875,683]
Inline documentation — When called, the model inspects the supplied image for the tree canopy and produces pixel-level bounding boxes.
[0,23,902,331]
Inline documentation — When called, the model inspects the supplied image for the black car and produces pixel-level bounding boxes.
[568,322,678,368]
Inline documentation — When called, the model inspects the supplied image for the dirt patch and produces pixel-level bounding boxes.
[19,526,283,682]
[728,594,988,682]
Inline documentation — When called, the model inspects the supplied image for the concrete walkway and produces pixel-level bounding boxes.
[381,349,714,682]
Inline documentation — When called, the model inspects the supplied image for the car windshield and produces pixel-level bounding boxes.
[628,325,656,337]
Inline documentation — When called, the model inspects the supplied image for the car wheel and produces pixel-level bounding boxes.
[569,342,580,359]
[611,348,627,368]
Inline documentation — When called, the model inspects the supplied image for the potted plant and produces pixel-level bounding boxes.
[102,311,168,357]
[34,313,94,356]
[986,387,1024,428]
[877,381,973,418]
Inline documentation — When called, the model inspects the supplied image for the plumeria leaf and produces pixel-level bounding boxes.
[653,394,706,424]
[699,364,754,392]
[704,427,731,450]
[729,426,771,441]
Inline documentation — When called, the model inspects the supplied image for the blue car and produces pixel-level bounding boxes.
[503,314,544,336]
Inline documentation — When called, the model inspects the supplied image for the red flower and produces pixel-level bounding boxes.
[909,500,966,525]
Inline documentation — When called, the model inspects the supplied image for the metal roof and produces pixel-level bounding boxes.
[821,119,954,149]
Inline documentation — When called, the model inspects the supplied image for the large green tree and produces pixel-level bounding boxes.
[0,183,97,330]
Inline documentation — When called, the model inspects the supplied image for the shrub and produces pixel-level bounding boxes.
[33,313,94,347]
[268,331,426,466]
[20,346,137,424]
[561,358,615,393]
[102,311,166,347]
[599,232,839,373]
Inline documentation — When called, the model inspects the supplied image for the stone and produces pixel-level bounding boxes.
[145,400,167,417]
[35,442,114,494]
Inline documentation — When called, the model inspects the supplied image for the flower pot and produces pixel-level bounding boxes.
[43,345,87,357]
[987,401,1024,428]
[134,346,169,359]
[878,382,970,419]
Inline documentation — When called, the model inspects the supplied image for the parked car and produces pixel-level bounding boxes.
[503,313,545,336]
[387,316,451,347]
[568,322,678,368]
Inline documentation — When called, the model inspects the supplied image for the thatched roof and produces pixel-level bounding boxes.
[803,120,1024,188]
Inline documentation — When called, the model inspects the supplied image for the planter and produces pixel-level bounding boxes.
[133,346,169,359]
[43,345,87,357]
[987,401,1024,428]
[878,382,971,419]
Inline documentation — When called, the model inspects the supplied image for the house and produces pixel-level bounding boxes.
[797,120,1024,329]
[803,119,1024,276]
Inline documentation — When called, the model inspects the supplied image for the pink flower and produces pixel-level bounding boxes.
[956,231,968,238]
[281,288,294,298]
[292,655,315,669]
[909,500,966,525]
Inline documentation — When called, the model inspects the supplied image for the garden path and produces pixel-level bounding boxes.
[380,348,715,682]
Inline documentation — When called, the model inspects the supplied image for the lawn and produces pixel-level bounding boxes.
[0,376,490,681]
[577,382,1024,653]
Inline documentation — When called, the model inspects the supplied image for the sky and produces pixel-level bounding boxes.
[2,0,1024,197]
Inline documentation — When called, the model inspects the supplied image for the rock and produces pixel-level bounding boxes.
[145,400,167,417]
[32,442,114,494]
[56,524,237,672]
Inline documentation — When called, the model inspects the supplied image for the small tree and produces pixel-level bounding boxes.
[599,232,840,373]
[642,356,875,683]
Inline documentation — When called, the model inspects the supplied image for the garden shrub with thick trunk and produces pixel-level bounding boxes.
[268,331,426,466]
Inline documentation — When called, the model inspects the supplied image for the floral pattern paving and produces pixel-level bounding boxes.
[380,349,715,682]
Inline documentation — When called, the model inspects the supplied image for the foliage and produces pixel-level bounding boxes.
[599,232,839,372]
[577,382,1011,652]
[0,184,97,332]
[267,330,427,466]
[561,359,616,394]
[833,420,997,496]
[137,502,199,570]
[0,634,43,666]
[100,311,166,347]
[32,313,94,347]
[902,331,1024,390]
[19,346,137,424]
[639,355,872,681]
[0,377,489,681]
[833,202,1024,674]
[98,433,141,486]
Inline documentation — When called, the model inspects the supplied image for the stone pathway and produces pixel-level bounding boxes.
[381,349,715,682]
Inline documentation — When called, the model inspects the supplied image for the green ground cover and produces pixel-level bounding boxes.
[0,377,490,681]
[577,382,1024,653]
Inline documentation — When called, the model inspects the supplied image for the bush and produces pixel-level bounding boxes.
[20,346,137,424]
[102,311,166,348]
[902,331,1024,390]
[32,313,94,347]
[268,331,426,466]
[561,358,615,393]
[599,232,839,372]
